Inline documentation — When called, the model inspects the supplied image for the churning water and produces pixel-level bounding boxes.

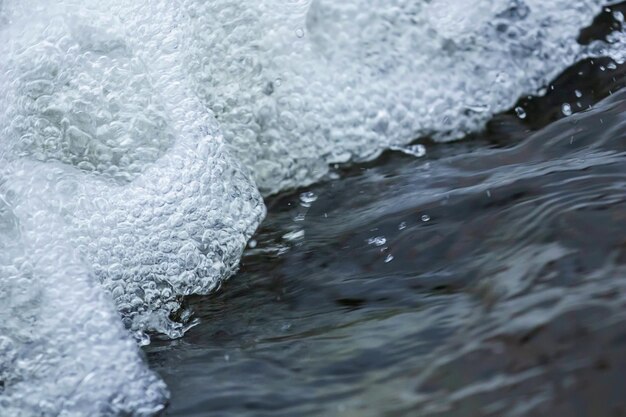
[1,1,626,416]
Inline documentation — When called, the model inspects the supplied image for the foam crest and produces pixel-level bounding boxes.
[182,0,608,193]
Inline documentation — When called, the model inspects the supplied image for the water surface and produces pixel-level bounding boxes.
[146,59,626,416]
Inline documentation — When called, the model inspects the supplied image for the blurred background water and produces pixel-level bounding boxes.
[145,4,626,416]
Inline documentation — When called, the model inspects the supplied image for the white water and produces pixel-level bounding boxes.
[0,0,623,415]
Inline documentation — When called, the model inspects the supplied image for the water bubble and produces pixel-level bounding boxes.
[398,221,407,230]
[561,103,572,116]
[495,72,508,84]
[421,214,430,222]
[515,106,527,119]
[295,28,305,38]
[248,239,257,249]
[134,331,151,347]
[367,236,387,246]
[575,90,583,98]
[384,254,394,263]
[300,191,318,207]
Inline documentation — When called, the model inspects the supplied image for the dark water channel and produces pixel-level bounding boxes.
[145,9,626,416]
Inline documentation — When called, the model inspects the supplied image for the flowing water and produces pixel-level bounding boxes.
[0,1,626,416]
[146,63,626,416]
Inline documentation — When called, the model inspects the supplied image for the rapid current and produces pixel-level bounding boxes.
[1,1,625,416]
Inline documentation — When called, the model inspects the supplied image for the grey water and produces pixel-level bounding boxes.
[145,14,626,417]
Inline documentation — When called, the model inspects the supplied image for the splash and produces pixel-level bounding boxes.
[0,0,623,415]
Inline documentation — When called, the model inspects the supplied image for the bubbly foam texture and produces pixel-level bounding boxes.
[0,0,622,415]
[0,199,168,416]
[1,1,264,414]
[183,0,609,193]
[0,1,266,335]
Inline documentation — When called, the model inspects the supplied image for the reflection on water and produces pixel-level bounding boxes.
[146,60,626,417]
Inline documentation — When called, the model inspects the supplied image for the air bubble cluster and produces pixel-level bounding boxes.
[1,1,264,415]
[182,0,611,194]
[0,199,168,416]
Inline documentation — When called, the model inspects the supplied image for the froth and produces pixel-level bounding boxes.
[0,197,168,416]
[183,0,607,193]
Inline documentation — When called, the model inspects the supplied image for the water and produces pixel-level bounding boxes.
[1,0,626,415]
[146,59,626,416]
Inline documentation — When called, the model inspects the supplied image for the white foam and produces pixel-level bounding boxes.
[0,0,622,415]
[0,198,168,416]
[182,0,609,193]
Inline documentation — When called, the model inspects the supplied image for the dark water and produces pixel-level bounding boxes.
[145,13,626,417]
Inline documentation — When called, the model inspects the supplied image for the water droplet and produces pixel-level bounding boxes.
[248,239,257,249]
[561,103,572,116]
[421,215,430,222]
[134,331,151,346]
[300,191,318,207]
[384,254,394,263]
[398,221,407,230]
[391,144,426,158]
[515,106,527,119]
[367,236,387,246]
[575,90,583,98]
[295,27,305,38]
